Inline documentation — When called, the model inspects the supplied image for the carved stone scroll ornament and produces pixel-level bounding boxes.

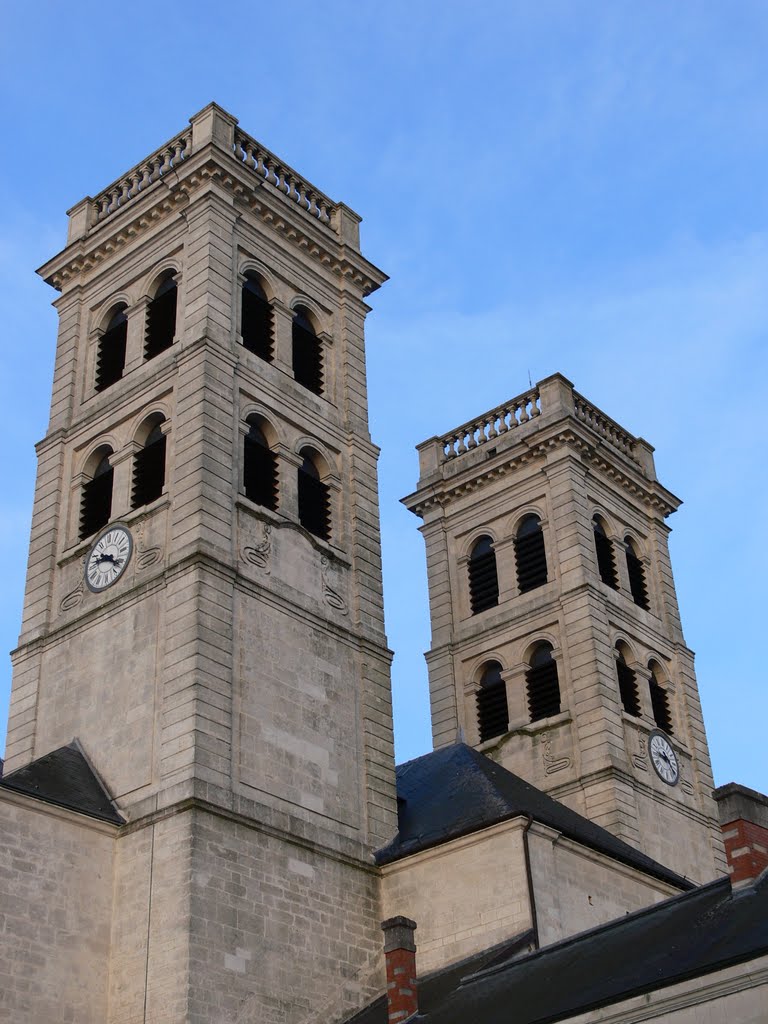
[134,520,162,571]
[321,556,347,614]
[242,522,272,573]
[60,577,85,612]
[542,734,571,775]
[632,731,649,772]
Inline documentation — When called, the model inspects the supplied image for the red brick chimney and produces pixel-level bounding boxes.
[713,783,768,887]
[381,916,418,1023]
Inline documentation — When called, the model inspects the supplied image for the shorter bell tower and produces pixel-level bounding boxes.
[404,373,725,883]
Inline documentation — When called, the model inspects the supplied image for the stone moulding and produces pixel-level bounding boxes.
[406,431,678,520]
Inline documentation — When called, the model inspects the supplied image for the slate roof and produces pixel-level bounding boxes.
[376,743,691,890]
[347,871,768,1024]
[0,741,124,824]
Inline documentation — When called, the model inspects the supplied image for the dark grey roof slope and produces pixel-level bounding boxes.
[347,872,768,1024]
[376,743,691,889]
[0,742,124,824]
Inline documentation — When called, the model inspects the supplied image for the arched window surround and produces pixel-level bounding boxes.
[242,413,280,512]
[290,299,331,399]
[592,512,619,590]
[130,413,169,511]
[295,443,336,543]
[624,533,651,611]
[239,270,275,362]
[466,532,500,616]
[512,509,549,595]
[473,659,510,744]
[143,268,180,361]
[78,443,115,541]
[524,639,562,723]
[648,658,674,735]
[614,640,641,718]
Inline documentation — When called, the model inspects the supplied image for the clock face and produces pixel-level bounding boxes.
[85,526,133,592]
[648,730,679,786]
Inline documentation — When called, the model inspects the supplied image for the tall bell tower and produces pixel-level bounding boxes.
[5,104,396,1021]
[404,373,725,883]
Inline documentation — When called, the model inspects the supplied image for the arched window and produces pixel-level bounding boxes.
[615,643,641,717]
[80,450,114,540]
[468,536,499,614]
[515,515,547,593]
[297,450,330,540]
[648,661,673,734]
[476,661,508,742]
[145,275,177,360]
[243,417,278,511]
[241,275,273,361]
[292,308,323,395]
[625,537,650,610]
[593,516,618,589]
[131,419,167,509]
[95,306,128,392]
[526,642,561,722]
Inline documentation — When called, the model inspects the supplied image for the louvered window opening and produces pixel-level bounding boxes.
[476,663,508,742]
[468,539,499,614]
[298,462,330,541]
[241,280,273,361]
[244,430,278,511]
[80,459,113,540]
[145,280,177,360]
[132,430,166,509]
[650,677,673,734]
[526,653,561,722]
[95,312,127,392]
[593,524,618,589]
[616,659,641,717]
[292,316,323,395]
[515,522,548,593]
[626,546,650,610]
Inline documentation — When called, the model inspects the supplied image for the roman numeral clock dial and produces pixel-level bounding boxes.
[85,526,133,592]
[648,730,680,786]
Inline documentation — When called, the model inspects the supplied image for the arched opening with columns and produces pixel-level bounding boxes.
[593,515,618,589]
[131,415,167,509]
[241,273,273,361]
[514,514,548,593]
[475,661,508,742]
[525,641,561,722]
[615,640,641,717]
[95,304,128,392]
[297,447,330,540]
[80,446,114,540]
[145,272,177,360]
[648,660,673,734]
[468,535,499,614]
[243,415,279,511]
[625,536,650,610]
[292,306,323,395]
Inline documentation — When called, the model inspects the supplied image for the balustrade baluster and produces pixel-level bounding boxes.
[255,150,265,178]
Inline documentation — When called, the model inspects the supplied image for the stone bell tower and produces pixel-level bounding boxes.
[403,373,725,883]
[4,104,396,1022]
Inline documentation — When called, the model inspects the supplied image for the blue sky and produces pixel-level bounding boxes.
[0,2,766,792]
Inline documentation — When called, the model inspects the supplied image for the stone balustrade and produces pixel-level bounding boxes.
[572,392,638,461]
[92,129,192,223]
[233,128,337,229]
[440,388,541,461]
[420,376,646,473]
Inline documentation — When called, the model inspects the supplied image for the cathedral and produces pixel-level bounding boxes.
[1,104,766,1024]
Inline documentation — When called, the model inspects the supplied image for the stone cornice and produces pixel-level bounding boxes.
[38,148,388,298]
[404,427,680,519]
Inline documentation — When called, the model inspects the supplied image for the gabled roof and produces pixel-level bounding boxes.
[0,741,124,825]
[376,743,691,890]
[347,872,768,1024]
